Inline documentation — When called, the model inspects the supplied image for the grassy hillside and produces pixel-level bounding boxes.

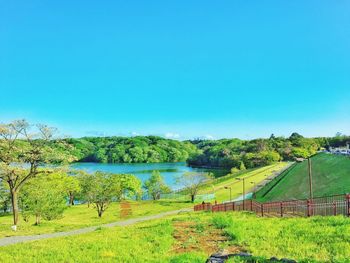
[0,200,190,238]
[256,153,350,202]
[1,212,349,262]
[199,162,289,202]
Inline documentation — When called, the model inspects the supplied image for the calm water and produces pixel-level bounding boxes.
[70,162,228,190]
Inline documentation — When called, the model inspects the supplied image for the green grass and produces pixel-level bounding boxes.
[0,214,207,263]
[256,153,350,202]
[1,211,349,262]
[199,162,289,202]
[0,162,288,239]
[214,212,350,262]
[0,200,191,238]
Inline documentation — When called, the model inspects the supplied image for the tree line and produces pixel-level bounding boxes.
[187,133,350,169]
[57,136,199,163]
[49,133,350,171]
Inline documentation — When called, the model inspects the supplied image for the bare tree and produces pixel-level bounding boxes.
[176,172,212,202]
[0,120,72,229]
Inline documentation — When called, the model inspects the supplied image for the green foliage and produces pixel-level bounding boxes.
[212,213,233,229]
[63,173,81,205]
[143,171,171,200]
[0,183,10,213]
[62,136,199,164]
[78,172,142,217]
[188,133,349,169]
[19,173,67,224]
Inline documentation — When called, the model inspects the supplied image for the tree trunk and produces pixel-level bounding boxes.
[35,214,40,225]
[69,194,74,206]
[10,189,19,227]
[191,194,195,202]
[98,209,103,217]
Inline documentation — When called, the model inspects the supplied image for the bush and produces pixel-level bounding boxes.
[212,214,233,229]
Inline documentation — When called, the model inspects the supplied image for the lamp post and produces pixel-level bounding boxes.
[308,158,313,200]
[224,186,232,202]
[236,178,246,210]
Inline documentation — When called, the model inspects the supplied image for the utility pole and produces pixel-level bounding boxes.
[235,177,246,210]
[242,178,246,210]
[224,186,232,202]
[308,158,313,200]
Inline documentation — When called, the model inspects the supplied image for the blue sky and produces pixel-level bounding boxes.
[1,1,349,140]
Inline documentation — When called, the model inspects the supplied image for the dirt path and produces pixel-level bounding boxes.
[0,208,192,247]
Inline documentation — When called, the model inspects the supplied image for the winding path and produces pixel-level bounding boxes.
[0,208,192,247]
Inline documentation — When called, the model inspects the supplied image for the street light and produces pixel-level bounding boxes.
[308,158,313,200]
[236,177,246,209]
[224,186,232,202]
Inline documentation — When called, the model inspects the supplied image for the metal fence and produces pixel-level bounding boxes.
[194,194,350,218]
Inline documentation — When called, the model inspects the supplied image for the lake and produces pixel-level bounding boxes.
[70,162,228,190]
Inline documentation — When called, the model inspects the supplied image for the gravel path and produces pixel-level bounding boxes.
[0,208,192,247]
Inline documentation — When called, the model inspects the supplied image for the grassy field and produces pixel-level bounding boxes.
[199,162,289,202]
[255,153,350,202]
[0,211,349,262]
[0,200,191,238]
[0,162,289,238]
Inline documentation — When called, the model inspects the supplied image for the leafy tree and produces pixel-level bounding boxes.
[19,173,67,225]
[143,171,171,200]
[113,174,142,201]
[0,120,73,228]
[176,172,212,202]
[79,172,141,217]
[63,172,81,205]
[80,172,116,217]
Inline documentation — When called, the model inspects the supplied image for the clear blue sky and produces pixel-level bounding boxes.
[1,1,349,140]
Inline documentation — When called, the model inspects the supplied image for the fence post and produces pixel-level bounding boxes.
[307,199,312,217]
[250,200,253,211]
[333,201,337,216]
[347,194,350,217]
[280,202,283,217]
[261,203,264,217]
[232,202,235,211]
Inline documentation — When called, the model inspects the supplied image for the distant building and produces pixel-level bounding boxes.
[329,145,350,156]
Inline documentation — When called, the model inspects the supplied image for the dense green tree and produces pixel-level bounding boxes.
[63,173,81,205]
[79,172,142,217]
[19,173,67,225]
[143,171,171,200]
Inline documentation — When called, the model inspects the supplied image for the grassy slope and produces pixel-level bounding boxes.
[199,162,289,202]
[1,212,349,262]
[0,200,191,238]
[256,153,350,202]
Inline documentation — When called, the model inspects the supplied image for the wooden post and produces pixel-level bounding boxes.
[308,158,313,200]
[347,194,350,217]
[307,199,312,217]
[250,200,253,211]
[280,202,283,217]
[261,204,264,217]
[333,201,337,216]
[232,202,235,211]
